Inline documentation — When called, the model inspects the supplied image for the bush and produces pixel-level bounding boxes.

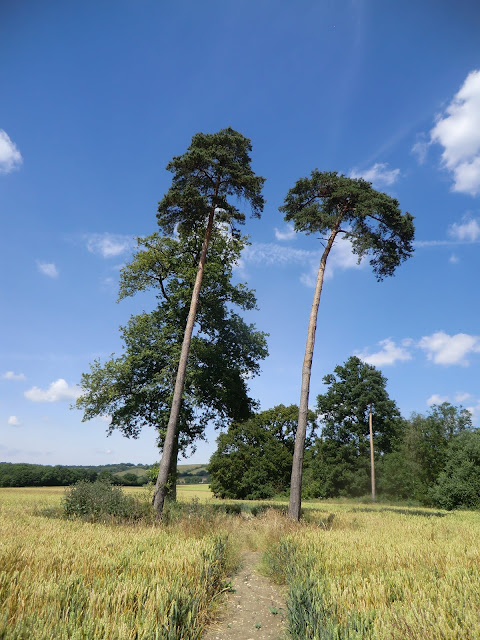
[63,479,151,521]
[430,430,480,510]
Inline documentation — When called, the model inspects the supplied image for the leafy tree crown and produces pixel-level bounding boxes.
[157,127,265,236]
[280,170,415,280]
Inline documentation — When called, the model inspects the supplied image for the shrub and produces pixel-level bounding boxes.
[63,479,151,521]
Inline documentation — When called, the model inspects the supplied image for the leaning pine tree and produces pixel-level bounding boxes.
[152,128,265,517]
[280,171,415,520]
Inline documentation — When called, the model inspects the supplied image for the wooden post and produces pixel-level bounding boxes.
[369,403,376,502]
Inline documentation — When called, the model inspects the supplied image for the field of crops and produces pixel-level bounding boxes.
[1,486,479,639]
[0,486,231,640]
[265,504,480,639]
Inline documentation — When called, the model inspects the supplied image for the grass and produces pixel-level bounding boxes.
[1,486,479,639]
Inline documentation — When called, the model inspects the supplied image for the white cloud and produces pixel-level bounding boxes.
[356,338,413,367]
[449,253,459,264]
[8,415,21,426]
[0,130,22,174]
[240,243,313,268]
[24,378,82,402]
[239,236,364,288]
[325,236,364,279]
[85,233,133,258]
[37,261,59,278]
[418,331,480,366]
[2,371,26,381]
[430,69,480,195]
[426,393,449,407]
[455,392,471,403]
[98,415,112,424]
[448,217,480,242]
[274,224,296,241]
[350,163,401,186]
[412,138,429,164]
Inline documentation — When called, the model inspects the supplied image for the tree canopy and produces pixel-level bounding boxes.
[316,355,402,455]
[77,228,268,472]
[208,404,316,500]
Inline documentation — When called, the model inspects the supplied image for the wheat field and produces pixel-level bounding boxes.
[2,488,480,639]
[265,504,480,639]
[0,487,231,640]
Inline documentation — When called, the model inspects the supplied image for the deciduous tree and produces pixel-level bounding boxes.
[77,227,267,501]
[208,404,316,499]
[315,356,402,499]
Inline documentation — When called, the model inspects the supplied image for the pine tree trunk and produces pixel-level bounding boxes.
[288,226,339,520]
[153,205,217,517]
[166,436,178,502]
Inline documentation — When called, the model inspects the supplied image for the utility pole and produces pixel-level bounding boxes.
[369,403,376,502]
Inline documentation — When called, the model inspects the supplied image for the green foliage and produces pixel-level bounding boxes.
[157,127,265,237]
[430,430,480,510]
[77,230,268,455]
[316,356,402,454]
[304,356,402,499]
[63,480,151,522]
[379,403,474,504]
[280,170,414,281]
[0,463,97,487]
[208,404,316,499]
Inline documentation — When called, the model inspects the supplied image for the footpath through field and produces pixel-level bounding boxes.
[204,551,287,640]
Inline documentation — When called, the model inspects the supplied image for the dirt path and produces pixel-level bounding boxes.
[204,552,287,640]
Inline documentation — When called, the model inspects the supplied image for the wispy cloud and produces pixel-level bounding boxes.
[448,217,480,242]
[427,391,474,411]
[0,130,22,174]
[426,393,449,406]
[356,338,413,367]
[37,261,59,278]
[429,69,480,195]
[418,331,480,366]
[7,415,21,426]
[415,216,480,248]
[239,236,364,287]
[25,378,82,402]
[350,162,401,186]
[2,371,26,381]
[412,135,429,164]
[274,224,296,241]
[85,233,133,258]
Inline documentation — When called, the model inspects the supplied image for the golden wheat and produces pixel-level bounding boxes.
[0,487,231,640]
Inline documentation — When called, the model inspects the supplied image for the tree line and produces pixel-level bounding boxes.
[0,462,211,488]
[208,356,479,510]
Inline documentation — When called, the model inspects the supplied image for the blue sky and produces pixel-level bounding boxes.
[1,0,480,466]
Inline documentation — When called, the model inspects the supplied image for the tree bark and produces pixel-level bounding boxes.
[153,204,217,517]
[369,403,376,502]
[288,225,340,520]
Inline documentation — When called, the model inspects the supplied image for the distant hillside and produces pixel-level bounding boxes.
[0,462,209,488]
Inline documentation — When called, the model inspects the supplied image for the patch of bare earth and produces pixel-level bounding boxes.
[204,551,287,640]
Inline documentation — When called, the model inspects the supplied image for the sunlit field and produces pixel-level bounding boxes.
[1,486,479,639]
[264,504,480,640]
[0,486,232,640]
